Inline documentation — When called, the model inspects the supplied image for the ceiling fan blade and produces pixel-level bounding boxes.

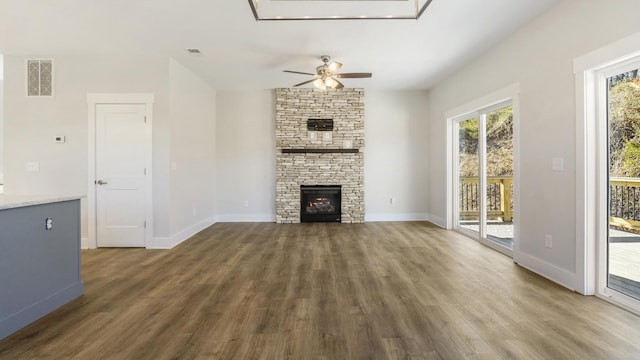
[335,73,372,78]
[293,79,316,87]
[334,79,344,89]
[284,70,316,76]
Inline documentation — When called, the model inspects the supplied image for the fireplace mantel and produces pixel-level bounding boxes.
[281,148,359,154]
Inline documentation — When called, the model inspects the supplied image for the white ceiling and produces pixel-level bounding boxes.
[0,0,560,90]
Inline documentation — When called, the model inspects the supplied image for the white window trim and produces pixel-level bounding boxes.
[574,31,640,297]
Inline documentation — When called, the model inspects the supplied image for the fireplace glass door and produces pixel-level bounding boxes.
[300,185,341,222]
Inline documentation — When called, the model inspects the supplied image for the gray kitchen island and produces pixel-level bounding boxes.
[0,195,84,340]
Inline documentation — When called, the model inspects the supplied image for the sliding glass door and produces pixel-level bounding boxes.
[455,102,514,252]
[600,61,640,310]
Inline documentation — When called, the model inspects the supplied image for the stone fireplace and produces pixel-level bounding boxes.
[276,88,365,223]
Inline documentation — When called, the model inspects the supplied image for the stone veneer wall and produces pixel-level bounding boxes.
[276,88,365,223]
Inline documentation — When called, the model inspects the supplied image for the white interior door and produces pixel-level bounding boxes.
[95,103,148,247]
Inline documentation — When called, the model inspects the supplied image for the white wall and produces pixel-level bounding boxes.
[168,58,216,238]
[3,55,218,246]
[0,55,4,184]
[0,76,3,184]
[426,0,640,290]
[214,89,430,222]
[215,90,276,221]
[3,54,172,240]
[364,91,430,221]
[0,59,4,184]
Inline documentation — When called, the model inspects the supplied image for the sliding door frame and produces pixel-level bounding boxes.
[574,32,640,297]
[594,58,640,314]
[446,84,520,257]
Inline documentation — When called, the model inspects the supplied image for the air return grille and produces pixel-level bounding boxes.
[27,59,53,97]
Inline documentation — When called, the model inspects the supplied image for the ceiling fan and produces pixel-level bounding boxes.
[284,55,372,90]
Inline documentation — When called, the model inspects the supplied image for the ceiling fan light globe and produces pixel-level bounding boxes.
[325,77,339,89]
[327,61,342,74]
[313,78,327,90]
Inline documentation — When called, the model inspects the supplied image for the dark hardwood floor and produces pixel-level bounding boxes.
[1,222,640,359]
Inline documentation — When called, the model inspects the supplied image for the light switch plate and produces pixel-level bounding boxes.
[552,158,564,171]
[308,131,317,140]
[26,162,39,172]
[323,132,332,141]
[344,140,353,149]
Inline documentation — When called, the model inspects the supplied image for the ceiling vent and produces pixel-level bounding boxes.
[26,59,54,97]
[186,49,204,57]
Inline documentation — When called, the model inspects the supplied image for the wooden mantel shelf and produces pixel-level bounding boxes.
[281,148,359,154]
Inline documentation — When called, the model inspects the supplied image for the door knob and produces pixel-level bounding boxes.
[95,180,108,185]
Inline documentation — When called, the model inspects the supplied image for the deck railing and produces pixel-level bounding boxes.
[459,176,640,232]
[610,177,640,233]
[459,177,513,222]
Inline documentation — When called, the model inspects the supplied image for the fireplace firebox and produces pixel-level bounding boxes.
[300,185,341,222]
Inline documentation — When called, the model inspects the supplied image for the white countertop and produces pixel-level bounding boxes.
[0,195,83,210]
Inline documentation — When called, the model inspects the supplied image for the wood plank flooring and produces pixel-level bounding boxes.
[1,222,640,359]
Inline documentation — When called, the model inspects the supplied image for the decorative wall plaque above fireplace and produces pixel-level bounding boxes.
[307,119,334,131]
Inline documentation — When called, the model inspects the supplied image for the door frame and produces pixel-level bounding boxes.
[594,59,640,314]
[87,93,154,249]
[574,32,640,296]
[446,83,520,257]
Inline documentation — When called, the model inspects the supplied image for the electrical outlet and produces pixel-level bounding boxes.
[390,197,396,205]
[45,218,53,231]
[545,235,553,248]
[243,200,249,207]
[192,207,197,216]
[552,158,564,171]
[26,162,39,172]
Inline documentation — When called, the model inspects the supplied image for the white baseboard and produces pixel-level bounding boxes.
[513,251,578,292]
[149,236,172,249]
[364,213,429,222]
[215,213,276,222]
[425,213,447,228]
[149,217,216,249]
